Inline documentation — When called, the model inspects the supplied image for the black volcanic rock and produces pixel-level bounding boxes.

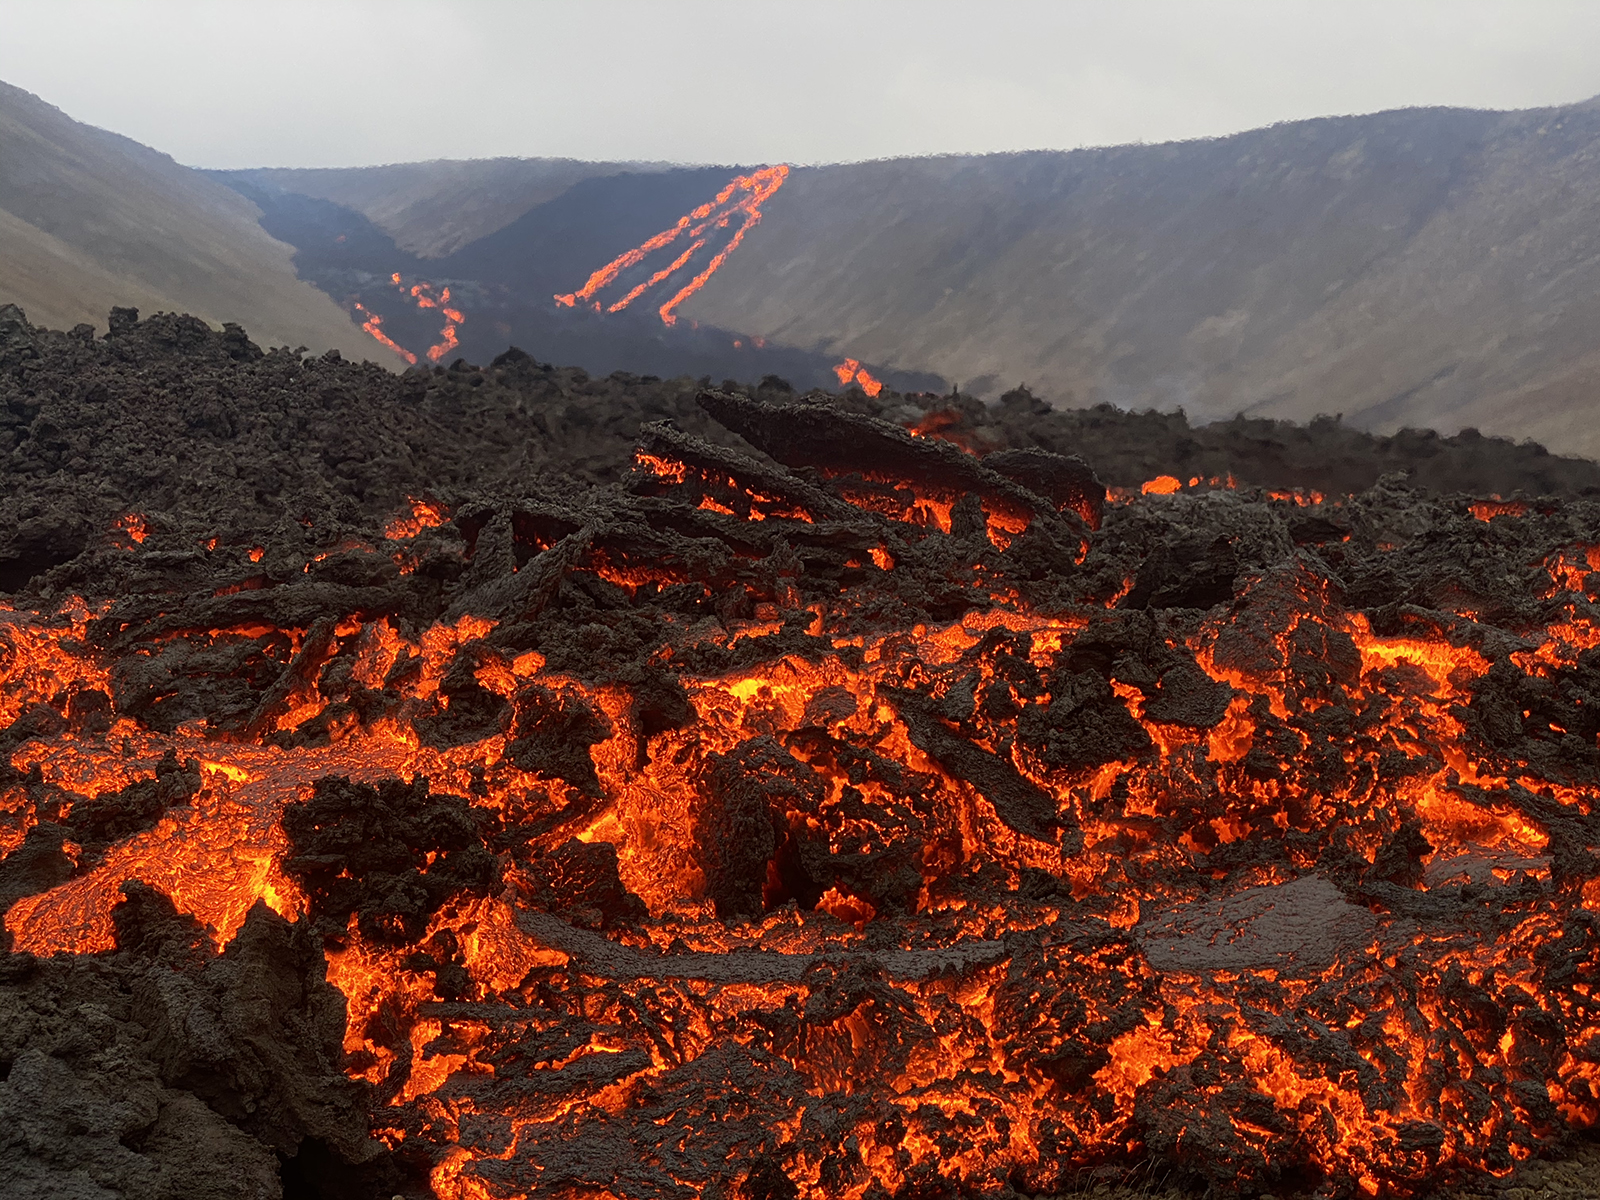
[0,887,406,1200]
[280,776,498,945]
[0,303,1595,615]
[5,311,1600,1199]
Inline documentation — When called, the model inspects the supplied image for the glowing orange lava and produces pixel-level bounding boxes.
[833,357,884,397]
[383,497,449,541]
[1471,497,1530,521]
[113,513,148,544]
[555,166,790,326]
[352,302,417,366]
[352,275,466,364]
[5,440,1600,1198]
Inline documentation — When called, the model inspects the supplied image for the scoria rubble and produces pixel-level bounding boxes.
[2,306,1600,1199]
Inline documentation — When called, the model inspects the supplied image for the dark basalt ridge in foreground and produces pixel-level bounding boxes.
[4,308,1600,1199]
[1,302,1597,591]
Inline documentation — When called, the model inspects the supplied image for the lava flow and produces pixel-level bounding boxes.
[555,165,789,326]
[353,299,418,365]
[353,275,466,364]
[6,373,1600,1198]
[833,357,884,398]
[390,273,466,363]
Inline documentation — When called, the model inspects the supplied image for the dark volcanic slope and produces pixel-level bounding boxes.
[6,309,1600,1200]
[244,97,1600,457]
[215,166,744,305]
[1,303,1596,601]
[213,168,931,392]
[9,308,1600,1200]
[237,157,677,259]
[442,167,743,291]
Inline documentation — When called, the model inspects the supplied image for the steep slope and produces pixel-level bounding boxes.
[442,165,751,292]
[221,97,1600,456]
[239,157,673,258]
[674,99,1600,457]
[0,81,401,362]
[211,166,945,393]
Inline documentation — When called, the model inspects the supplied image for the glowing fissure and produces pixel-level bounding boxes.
[352,301,417,366]
[833,357,884,398]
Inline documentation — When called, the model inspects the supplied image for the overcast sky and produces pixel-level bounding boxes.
[3,0,1600,169]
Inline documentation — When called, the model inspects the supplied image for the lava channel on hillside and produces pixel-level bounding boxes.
[555,166,789,327]
[6,389,1600,1199]
[354,275,467,367]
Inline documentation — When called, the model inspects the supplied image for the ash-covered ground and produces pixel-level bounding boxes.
[4,305,1600,1200]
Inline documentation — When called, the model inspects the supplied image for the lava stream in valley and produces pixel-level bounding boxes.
[555,166,790,326]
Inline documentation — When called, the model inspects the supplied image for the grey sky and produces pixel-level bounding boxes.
[4,0,1600,169]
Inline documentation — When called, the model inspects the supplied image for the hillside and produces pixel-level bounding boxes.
[213,164,944,391]
[240,157,673,258]
[680,100,1600,456]
[0,82,401,362]
[233,98,1600,457]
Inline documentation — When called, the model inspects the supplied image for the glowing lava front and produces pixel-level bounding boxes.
[5,391,1600,1199]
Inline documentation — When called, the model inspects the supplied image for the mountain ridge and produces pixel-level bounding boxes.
[238,156,679,258]
[676,99,1600,454]
[0,81,400,362]
[14,74,1600,458]
[231,97,1600,455]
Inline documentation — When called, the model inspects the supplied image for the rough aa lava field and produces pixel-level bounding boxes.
[4,306,1600,1199]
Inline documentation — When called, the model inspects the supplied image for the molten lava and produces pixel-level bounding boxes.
[555,165,789,326]
[1472,497,1531,521]
[352,301,417,366]
[352,275,466,364]
[5,388,1600,1199]
[383,496,449,541]
[403,278,465,364]
[833,357,884,398]
[113,513,148,544]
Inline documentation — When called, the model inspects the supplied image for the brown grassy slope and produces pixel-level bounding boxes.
[0,81,401,362]
[241,157,674,258]
[678,99,1600,459]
